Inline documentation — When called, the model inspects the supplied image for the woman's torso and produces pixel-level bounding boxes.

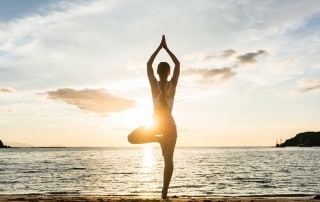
[152,81,175,115]
[151,81,177,134]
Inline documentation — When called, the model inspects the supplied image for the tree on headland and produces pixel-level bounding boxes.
[0,140,10,148]
[276,131,320,147]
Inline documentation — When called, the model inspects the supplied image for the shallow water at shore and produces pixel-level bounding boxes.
[0,194,319,202]
[0,147,319,197]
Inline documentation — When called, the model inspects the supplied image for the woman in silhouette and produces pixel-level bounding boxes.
[128,35,180,199]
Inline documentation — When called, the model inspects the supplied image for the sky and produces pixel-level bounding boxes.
[0,0,319,147]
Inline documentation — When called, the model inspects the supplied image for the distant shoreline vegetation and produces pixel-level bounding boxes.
[0,140,10,148]
[276,131,320,147]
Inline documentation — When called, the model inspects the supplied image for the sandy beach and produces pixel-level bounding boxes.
[0,195,319,202]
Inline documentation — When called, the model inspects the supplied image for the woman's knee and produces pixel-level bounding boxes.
[164,156,174,169]
[127,134,135,144]
[128,127,143,144]
[128,127,156,144]
[163,152,174,162]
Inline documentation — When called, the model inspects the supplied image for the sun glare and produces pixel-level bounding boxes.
[141,144,155,172]
[122,99,154,129]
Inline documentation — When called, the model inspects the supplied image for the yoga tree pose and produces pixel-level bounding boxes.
[128,35,180,199]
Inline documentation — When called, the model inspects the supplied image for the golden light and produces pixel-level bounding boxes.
[141,144,155,173]
[138,144,157,195]
[121,99,154,129]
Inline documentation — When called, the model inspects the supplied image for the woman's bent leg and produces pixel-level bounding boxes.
[127,127,159,144]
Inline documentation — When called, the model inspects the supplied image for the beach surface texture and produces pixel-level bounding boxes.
[0,195,319,202]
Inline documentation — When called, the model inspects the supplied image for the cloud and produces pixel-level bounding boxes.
[183,49,267,69]
[204,49,236,60]
[296,79,320,93]
[0,105,17,112]
[0,0,124,89]
[0,87,16,93]
[181,48,268,86]
[237,50,267,65]
[183,67,236,84]
[221,49,237,58]
[47,88,135,114]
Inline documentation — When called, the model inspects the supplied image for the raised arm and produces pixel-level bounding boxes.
[162,35,180,86]
[147,38,163,86]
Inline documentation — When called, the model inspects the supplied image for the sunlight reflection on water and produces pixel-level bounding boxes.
[141,145,155,173]
[137,144,160,196]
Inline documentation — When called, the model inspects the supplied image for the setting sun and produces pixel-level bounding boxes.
[121,99,154,129]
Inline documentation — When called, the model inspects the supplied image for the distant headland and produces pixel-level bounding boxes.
[0,140,11,148]
[276,131,320,147]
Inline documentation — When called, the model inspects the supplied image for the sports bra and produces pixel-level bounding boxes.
[152,81,174,114]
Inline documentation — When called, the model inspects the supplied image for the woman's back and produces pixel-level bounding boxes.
[152,81,175,116]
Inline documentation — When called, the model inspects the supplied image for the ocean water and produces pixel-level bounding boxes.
[0,146,319,197]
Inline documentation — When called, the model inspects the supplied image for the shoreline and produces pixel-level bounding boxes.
[0,194,319,202]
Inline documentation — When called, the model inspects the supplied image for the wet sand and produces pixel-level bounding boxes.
[0,195,319,202]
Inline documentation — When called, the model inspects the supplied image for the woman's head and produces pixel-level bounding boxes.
[157,62,170,80]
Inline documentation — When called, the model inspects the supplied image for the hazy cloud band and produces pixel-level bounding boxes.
[47,88,135,114]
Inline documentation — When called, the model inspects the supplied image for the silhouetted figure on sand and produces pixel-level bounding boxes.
[128,35,180,199]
